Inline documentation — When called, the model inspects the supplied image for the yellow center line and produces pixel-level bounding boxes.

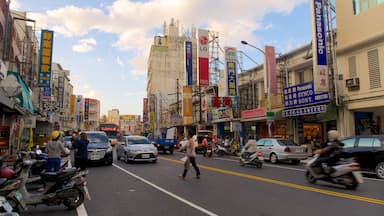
[159,156,384,205]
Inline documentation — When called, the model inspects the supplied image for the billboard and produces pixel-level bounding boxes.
[37,30,54,87]
[224,47,238,96]
[182,86,193,125]
[198,29,209,86]
[283,81,329,108]
[185,41,193,86]
[310,0,328,92]
[264,46,277,94]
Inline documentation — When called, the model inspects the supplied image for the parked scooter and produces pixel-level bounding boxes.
[10,159,89,210]
[214,139,237,157]
[239,149,263,168]
[0,194,19,216]
[305,154,364,189]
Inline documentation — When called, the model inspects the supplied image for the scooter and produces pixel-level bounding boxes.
[214,141,237,157]
[305,154,364,190]
[239,150,263,168]
[0,194,19,216]
[11,159,90,211]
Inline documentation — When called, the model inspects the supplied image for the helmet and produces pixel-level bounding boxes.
[328,130,338,142]
[51,130,60,140]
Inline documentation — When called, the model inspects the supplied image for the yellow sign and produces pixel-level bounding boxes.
[183,86,193,125]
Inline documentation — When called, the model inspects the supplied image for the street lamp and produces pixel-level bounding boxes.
[241,40,273,137]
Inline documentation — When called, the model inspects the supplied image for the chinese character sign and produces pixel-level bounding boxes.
[198,29,209,86]
[38,30,54,87]
[225,47,238,96]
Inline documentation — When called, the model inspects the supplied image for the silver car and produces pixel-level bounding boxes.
[256,138,308,164]
[116,135,158,163]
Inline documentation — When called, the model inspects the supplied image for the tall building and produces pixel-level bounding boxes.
[107,109,120,126]
[120,115,141,135]
[84,98,100,131]
[336,0,384,136]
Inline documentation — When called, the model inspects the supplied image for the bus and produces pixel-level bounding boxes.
[99,123,119,146]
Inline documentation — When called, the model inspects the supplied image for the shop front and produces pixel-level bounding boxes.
[211,107,233,143]
[240,108,268,141]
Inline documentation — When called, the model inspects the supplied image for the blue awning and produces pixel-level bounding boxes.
[7,71,34,113]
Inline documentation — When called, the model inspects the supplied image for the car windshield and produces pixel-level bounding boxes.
[127,137,150,145]
[277,139,299,146]
[87,133,109,143]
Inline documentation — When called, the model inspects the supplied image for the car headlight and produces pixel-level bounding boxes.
[128,149,140,153]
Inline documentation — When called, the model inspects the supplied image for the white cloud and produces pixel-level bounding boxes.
[72,38,97,53]
[96,58,102,62]
[27,0,307,76]
[10,0,20,10]
[116,56,124,66]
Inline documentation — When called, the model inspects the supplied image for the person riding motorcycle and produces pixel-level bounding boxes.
[312,130,344,174]
[242,136,258,159]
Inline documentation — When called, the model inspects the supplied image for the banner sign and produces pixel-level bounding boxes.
[42,87,51,101]
[185,41,193,86]
[283,81,329,108]
[143,98,148,123]
[84,98,89,120]
[241,108,266,119]
[37,30,54,87]
[212,107,233,121]
[198,29,209,86]
[225,47,238,96]
[282,104,327,117]
[311,0,328,92]
[182,86,193,125]
[70,95,75,115]
[264,46,277,94]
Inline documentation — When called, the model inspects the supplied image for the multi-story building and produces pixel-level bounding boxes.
[84,98,100,131]
[336,0,384,137]
[107,109,120,126]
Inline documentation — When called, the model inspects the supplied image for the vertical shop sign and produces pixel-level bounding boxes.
[224,47,238,96]
[182,86,193,125]
[264,46,277,94]
[185,41,193,86]
[310,0,328,92]
[37,30,54,87]
[198,29,209,86]
[143,98,148,123]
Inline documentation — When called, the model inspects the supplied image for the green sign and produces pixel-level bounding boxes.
[266,112,274,117]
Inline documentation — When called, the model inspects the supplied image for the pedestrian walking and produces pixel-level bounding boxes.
[72,132,89,171]
[45,130,70,173]
[179,134,200,179]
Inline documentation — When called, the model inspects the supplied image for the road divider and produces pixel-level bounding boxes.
[160,156,384,206]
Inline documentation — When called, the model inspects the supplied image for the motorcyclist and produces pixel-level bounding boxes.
[242,136,258,159]
[202,135,209,157]
[312,130,344,174]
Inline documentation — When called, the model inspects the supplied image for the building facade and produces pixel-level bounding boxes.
[84,98,100,131]
[336,0,384,137]
[107,109,120,126]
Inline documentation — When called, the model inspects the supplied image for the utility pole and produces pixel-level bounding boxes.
[176,78,179,115]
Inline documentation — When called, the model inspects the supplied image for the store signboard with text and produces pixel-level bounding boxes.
[283,81,329,108]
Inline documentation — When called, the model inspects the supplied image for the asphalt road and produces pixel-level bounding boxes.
[21,151,384,216]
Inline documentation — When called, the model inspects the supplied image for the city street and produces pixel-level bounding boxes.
[24,150,383,216]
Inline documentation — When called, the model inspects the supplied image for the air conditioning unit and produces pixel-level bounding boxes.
[345,77,360,88]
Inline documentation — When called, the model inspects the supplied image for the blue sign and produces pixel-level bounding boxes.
[185,41,193,86]
[227,62,238,96]
[283,81,329,108]
[313,0,327,66]
[282,104,327,117]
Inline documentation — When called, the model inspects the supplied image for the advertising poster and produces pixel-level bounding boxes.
[224,47,238,96]
[198,29,209,86]
[264,46,276,94]
[37,30,54,87]
[182,86,193,125]
[185,41,193,86]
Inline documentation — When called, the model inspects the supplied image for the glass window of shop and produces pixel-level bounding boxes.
[304,124,323,149]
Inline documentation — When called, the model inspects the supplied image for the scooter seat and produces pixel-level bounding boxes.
[42,168,77,182]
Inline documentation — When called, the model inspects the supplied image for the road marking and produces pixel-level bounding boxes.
[68,159,89,216]
[213,157,384,182]
[160,157,384,205]
[113,163,218,216]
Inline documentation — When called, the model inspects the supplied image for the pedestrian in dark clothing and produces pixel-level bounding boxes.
[72,132,89,171]
[179,134,200,179]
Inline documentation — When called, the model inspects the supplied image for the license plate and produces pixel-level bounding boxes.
[163,146,170,149]
[141,154,150,159]
[258,156,264,160]
[295,149,303,153]
[352,171,364,183]
[90,153,102,160]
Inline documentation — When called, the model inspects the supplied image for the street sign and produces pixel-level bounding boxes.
[42,101,59,112]
[266,111,274,117]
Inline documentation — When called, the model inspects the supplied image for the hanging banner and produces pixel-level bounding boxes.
[310,0,328,92]
[70,94,75,115]
[37,30,54,87]
[185,41,193,86]
[143,98,148,123]
[224,47,238,96]
[182,86,193,125]
[198,29,209,86]
[264,46,277,94]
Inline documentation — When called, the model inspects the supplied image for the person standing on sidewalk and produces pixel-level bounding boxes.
[179,134,200,179]
[46,130,70,173]
[72,132,89,171]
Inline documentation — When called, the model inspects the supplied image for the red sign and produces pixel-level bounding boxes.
[223,97,232,106]
[241,108,266,119]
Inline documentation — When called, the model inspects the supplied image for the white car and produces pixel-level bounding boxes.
[116,135,158,163]
[257,138,308,164]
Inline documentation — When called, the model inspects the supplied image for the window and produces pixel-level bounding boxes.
[342,138,356,148]
[348,56,357,77]
[358,138,374,147]
[368,49,381,89]
[298,71,304,84]
[257,139,265,146]
[353,0,384,15]
[264,139,273,147]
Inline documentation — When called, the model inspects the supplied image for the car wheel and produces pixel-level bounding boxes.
[269,153,278,164]
[305,171,317,184]
[152,159,157,163]
[169,148,174,155]
[375,162,384,179]
[125,153,130,164]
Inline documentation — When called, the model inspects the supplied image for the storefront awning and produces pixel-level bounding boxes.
[240,116,267,122]
[7,71,34,114]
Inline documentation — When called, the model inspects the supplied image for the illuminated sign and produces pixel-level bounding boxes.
[37,30,54,87]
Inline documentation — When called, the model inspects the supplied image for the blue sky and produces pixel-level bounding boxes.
[12,0,312,116]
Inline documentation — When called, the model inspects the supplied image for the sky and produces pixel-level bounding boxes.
[11,0,313,116]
